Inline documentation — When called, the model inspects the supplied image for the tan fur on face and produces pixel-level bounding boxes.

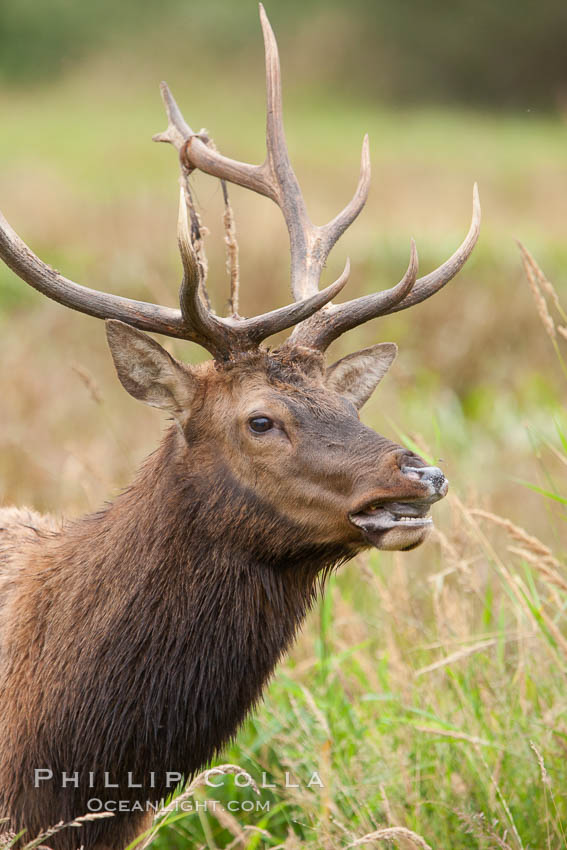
[175,349,429,549]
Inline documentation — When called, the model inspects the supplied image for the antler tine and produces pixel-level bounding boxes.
[260,3,370,301]
[244,259,351,343]
[290,239,418,350]
[292,185,481,351]
[318,135,371,259]
[386,182,481,314]
[153,82,192,149]
[177,188,231,357]
[259,3,313,300]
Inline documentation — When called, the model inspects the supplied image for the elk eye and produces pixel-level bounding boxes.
[249,416,274,433]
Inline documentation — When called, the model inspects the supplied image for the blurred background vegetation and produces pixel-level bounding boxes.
[1,0,567,109]
[1,1,566,848]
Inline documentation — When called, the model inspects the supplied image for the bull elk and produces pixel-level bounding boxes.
[0,6,480,849]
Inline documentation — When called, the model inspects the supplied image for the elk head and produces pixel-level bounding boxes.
[0,5,480,554]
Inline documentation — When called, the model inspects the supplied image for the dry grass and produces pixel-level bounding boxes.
[0,812,113,850]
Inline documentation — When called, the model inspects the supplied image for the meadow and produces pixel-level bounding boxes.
[0,42,566,850]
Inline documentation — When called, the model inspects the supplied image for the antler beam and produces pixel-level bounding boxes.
[0,210,188,338]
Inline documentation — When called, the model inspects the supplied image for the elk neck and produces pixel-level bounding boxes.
[9,424,350,800]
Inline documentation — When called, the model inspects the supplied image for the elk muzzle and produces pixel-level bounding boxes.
[349,457,448,552]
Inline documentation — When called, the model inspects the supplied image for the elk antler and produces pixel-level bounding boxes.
[0,4,480,360]
[155,3,480,353]
[0,190,347,360]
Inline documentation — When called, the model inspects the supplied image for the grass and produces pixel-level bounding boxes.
[1,48,566,850]
[134,488,567,850]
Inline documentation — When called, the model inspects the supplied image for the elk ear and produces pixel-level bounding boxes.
[105,320,197,419]
[325,343,398,410]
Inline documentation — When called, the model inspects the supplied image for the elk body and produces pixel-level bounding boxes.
[0,7,480,849]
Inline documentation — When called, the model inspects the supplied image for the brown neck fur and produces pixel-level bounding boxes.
[0,425,350,849]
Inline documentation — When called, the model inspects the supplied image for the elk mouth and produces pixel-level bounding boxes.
[349,501,433,551]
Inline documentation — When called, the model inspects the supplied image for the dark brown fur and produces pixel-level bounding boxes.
[0,347,432,849]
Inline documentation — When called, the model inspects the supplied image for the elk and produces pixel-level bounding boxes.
[0,6,480,850]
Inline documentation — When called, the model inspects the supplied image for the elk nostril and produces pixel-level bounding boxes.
[401,465,448,497]
[401,466,422,482]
